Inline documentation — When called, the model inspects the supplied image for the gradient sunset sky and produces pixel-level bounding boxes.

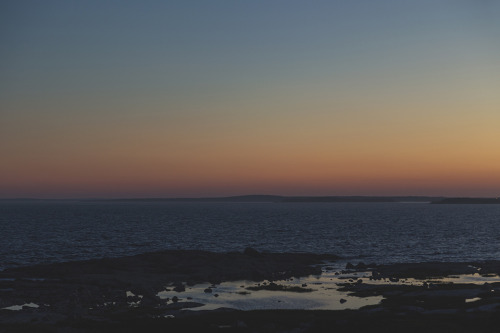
[1,1,499,198]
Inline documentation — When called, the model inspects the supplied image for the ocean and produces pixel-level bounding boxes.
[1,201,500,271]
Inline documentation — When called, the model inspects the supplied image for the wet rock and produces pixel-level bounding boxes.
[346,263,355,269]
[244,247,261,257]
[340,298,347,304]
[173,284,185,292]
[204,288,212,293]
[140,296,158,307]
[356,262,367,269]
[171,296,179,303]
[127,295,141,303]
[0,249,340,323]
[209,278,222,285]
[163,301,204,310]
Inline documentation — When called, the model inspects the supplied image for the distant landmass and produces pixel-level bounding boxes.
[5,196,500,204]
[431,198,500,204]
[105,195,444,203]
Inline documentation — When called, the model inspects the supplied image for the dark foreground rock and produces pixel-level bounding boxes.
[2,309,500,333]
[0,248,338,284]
[368,261,500,279]
[0,249,338,327]
[2,251,500,332]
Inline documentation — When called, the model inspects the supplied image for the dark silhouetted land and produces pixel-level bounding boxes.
[2,250,500,332]
[432,198,500,204]
[8,195,500,204]
[104,195,444,203]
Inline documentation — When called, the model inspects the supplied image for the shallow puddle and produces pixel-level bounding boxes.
[465,297,482,303]
[156,265,500,311]
[440,273,500,284]
[2,303,39,311]
[157,272,384,311]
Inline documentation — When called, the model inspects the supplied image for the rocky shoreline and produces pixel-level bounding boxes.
[1,249,500,332]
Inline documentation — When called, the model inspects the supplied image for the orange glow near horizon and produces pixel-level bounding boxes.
[2,100,500,198]
[3,129,500,198]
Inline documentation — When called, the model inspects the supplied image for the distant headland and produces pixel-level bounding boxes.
[431,197,500,204]
[4,195,500,204]
[105,195,443,203]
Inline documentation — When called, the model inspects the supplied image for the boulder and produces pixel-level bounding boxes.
[243,247,261,257]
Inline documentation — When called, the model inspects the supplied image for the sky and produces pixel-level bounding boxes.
[1,0,499,198]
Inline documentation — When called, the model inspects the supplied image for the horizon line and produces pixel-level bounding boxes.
[3,194,499,201]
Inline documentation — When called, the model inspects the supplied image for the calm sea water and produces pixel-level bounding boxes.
[1,201,500,271]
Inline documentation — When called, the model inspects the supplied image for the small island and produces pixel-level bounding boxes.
[432,198,500,204]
